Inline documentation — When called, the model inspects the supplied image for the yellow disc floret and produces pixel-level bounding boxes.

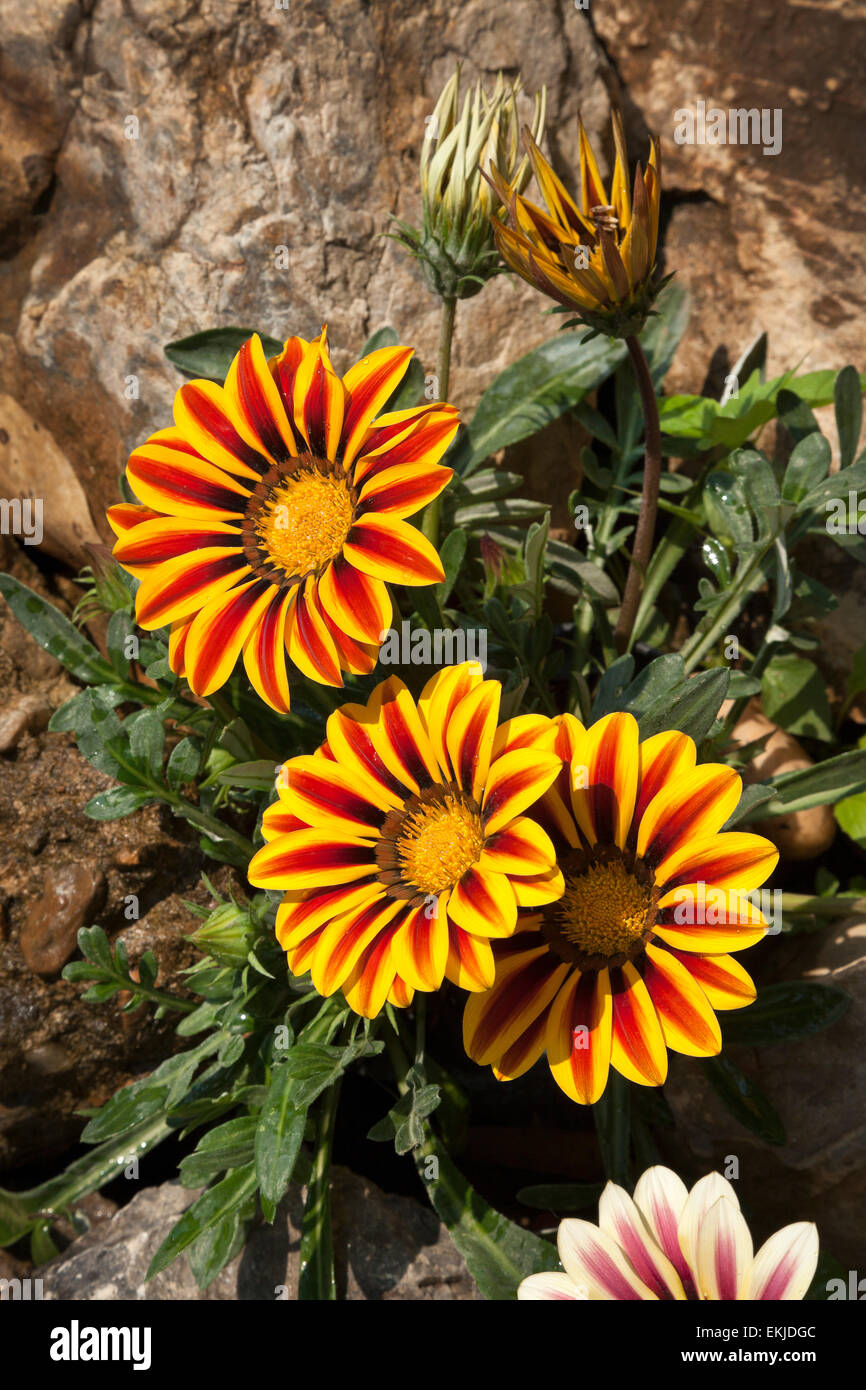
[256,465,354,577]
[556,860,651,959]
[396,795,485,894]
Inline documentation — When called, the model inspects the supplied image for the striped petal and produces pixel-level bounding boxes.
[391,901,450,992]
[274,881,381,944]
[653,891,767,954]
[168,614,193,679]
[285,578,344,687]
[678,1172,741,1290]
[448,864,517,939]
[633,730,696,829]
[610,963,668,1087]
[107,502,161,537]
[113,515,243,567]
[518,1271,587,1301]
[492,1008,550,1081]
[352,407,459,484]
[224,334,297,464]
[340,346,414,469]
[446,679,501,802]
[371,676,440,793]
[667,949,756,1011]
[357,460,453,518]
[343,513,445,585]
[637,764,743,866]
[557,1219,657,1301]
[242,585,293,713]
[317,555,392,646]
[632,1166,693,1288]
[491,713,558,759]
[481,748,561,836]
[183,579,274,697]
[696,1196,753,1301]
[570,713,639,851]
[655,832,779,899]
[463,945,568,1065]
[598,1182,687,1300]
[127,441,250,520]
[274,754,391,836]
[135,549,250,628]
[418,662,485,779]
[292,334,346,461]
[173,380,268,480]
[342,924,400,1018]
[746,1223,819,1301]
[547,968,613,1105]
[445,920,496,992]
[643,943,722,1058]
[248,829,377,890]
[310,897,402,998]
[512,866,565,906]
[479,816,556,876]
[325,703,408,804]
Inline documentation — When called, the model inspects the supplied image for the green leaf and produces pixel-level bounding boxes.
[179,1117,257,1188]
[834,365,863,469]
[279,1038,383,1107]
[835,788,866,846]
[702,1055,786,1144]
[462,330,626,474]
[416,1135,559,1299]
[516,1182,602,1212]
[166,736,203,788]
[749,749,866,817]
[721,981,850,1046]
[187,1206,247,1290]
[0,575,114,685]
[638,667,730,742]
[546,540,619,604]
[761,655,833,741]
[84,785,156,820]
[782,433,831,504]
[146,1163,258,1280]
[255,1063,308,1215]
[434,529,467,607]
[164,328,282,381]
[127,707,167,779]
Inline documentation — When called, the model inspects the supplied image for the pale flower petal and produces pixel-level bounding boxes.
[746,1222,819,1301]
[558,1218,658,1300]
[696,1195,754,1301]
[518,1270,588,1300]
[598,1180,686,1299]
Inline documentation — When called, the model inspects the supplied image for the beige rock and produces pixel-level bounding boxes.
[0,395,101,565]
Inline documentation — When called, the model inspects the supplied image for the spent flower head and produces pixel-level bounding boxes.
[393,65,547,301]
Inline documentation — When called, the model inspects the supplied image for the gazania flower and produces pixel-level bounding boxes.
[248,663,564,1017]
[519,1166,819,1301]
[463,712,778,1103]
[392,67,546,301]
[487,111,662,337]
[107,329,458,711]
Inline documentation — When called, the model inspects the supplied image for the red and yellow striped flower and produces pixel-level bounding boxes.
[519,1167,819,1301]
[248,663,564,1017]
[463,712,779,1103]
[107,330,458,711]
[487,111,662,338]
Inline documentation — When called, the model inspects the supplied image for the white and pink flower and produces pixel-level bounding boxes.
[519,1166,819,1301]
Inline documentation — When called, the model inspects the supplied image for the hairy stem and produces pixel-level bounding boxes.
[421,295,458,548]
[613,336,662,654]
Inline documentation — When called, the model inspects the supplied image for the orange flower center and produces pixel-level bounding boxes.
[555,860,651,962]
[255,464,354,577]
[395,795,484,895]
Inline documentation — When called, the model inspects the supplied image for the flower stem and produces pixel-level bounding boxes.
[612,335,662,654]
[298,1076,341,1301]
[421,295,458,548]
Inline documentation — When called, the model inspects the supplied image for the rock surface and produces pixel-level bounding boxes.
[0,0,861,566]
[40,1167,480,1300]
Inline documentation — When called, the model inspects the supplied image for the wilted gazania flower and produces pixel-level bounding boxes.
[519,1167,819,1301]
[392,67,546,300]
[464,712,778,1102]
[487,111,663,337]
[108,330,457,711]
[248,663,563,1016]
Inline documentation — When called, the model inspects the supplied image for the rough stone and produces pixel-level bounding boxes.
[0,692,51,753]
[19,862,107,976]
[41,1167,480,1301]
